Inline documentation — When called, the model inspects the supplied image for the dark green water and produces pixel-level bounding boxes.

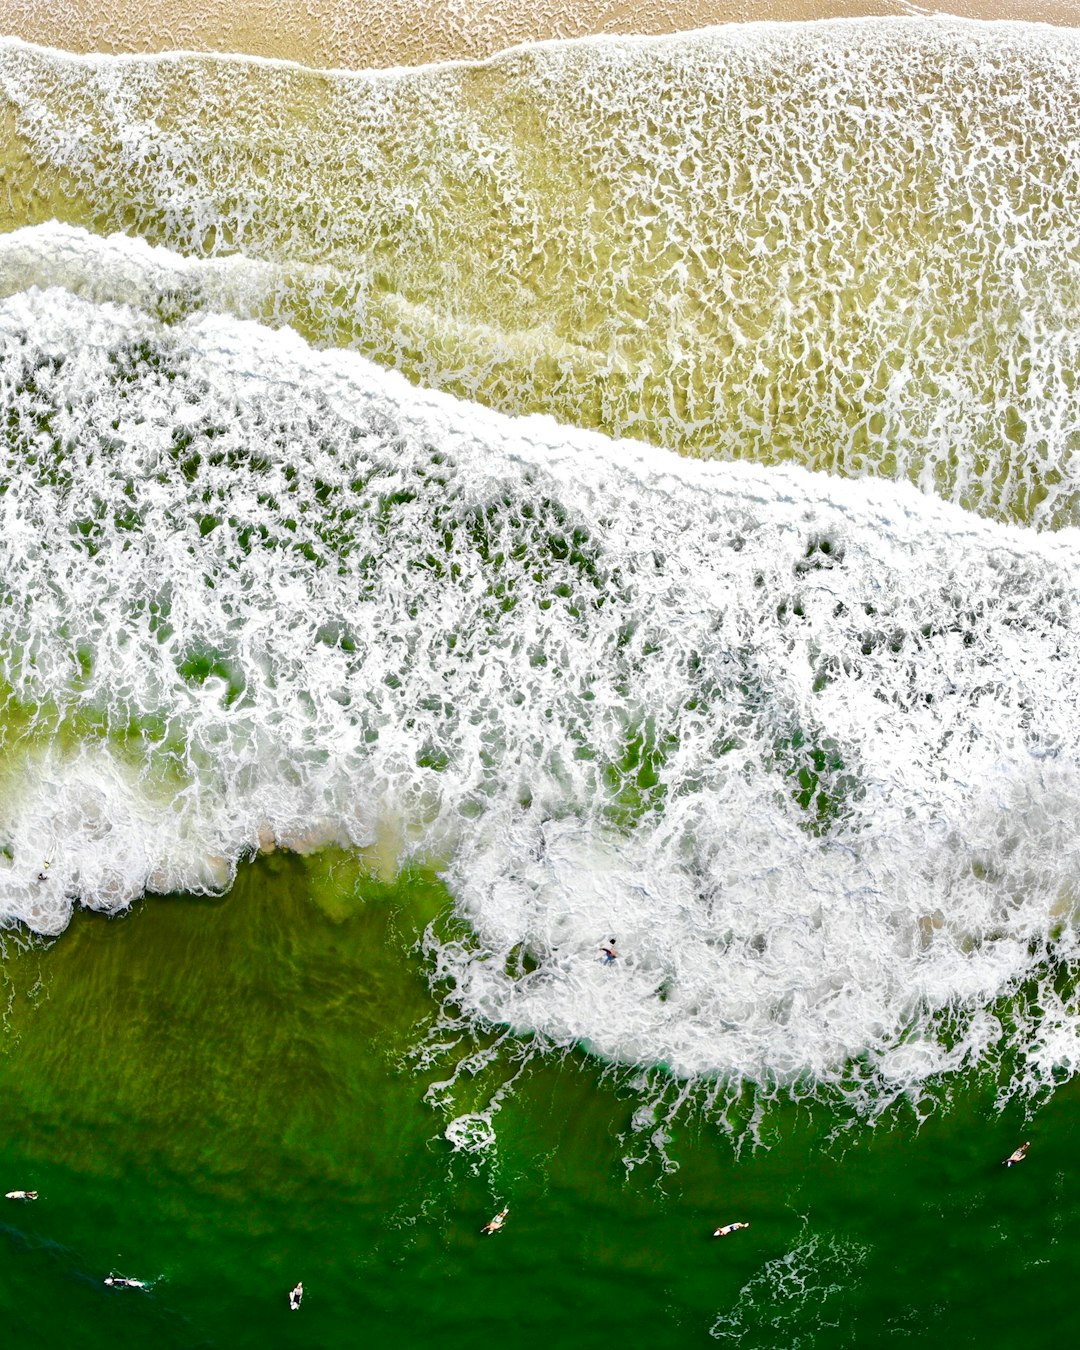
[0,855,1074,1348]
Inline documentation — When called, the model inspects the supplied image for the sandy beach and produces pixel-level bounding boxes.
[0,0,1077,70]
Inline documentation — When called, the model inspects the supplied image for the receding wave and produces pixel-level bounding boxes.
[3,20,1080,525]
[2,277,1080,1127]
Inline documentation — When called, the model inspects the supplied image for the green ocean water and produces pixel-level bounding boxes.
[0,853,1076,1348]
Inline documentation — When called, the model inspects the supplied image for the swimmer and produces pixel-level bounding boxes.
[713,1222,750,1237]
[481,1207,509,1234]
[1004,1141,1030,1167]
[5,1190,37,1200]
[104,1276,147,1289]
[600,939,617,964]
[288,1282,303,1311]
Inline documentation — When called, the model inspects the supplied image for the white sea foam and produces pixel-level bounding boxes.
[0,222,287,322]
[4,22,1080,525]
[710,1226,869,1343]
[2,265,1080,1117]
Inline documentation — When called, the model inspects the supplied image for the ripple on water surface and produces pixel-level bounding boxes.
[2,20,1080,525]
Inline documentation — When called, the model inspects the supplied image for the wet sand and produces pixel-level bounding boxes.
[0,0,1077,70]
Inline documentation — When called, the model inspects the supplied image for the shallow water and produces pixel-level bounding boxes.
[4,21,1080,525]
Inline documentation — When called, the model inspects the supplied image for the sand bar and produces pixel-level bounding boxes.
[0,0,1078,71]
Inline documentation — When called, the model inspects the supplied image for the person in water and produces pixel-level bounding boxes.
[481,1207,509,1234]
[289,1282,303,1310]
[600,939,617,964]
[713,1222,750,1237]
[1004,1141,1030,1167]
[105,1276,147,1289]
[5,1190,37,1200]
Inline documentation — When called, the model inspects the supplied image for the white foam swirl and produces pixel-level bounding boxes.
[1,272,1079,1113]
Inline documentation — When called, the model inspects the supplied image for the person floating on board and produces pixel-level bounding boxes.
[600,939,617,965]
[713,1222,750,1237]
[288,1282,303,1311]
[105,1275,147,1289]
[4,1190,37,1200]
[1004,1141,1030,1167]
[481,1207,509,1234]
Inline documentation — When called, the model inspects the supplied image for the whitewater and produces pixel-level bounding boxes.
[3,228,1080,1119]
[2,19,1080,1126]
[4,20,1080,528]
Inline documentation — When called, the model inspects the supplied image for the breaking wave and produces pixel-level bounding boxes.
[2,262,1080,1124]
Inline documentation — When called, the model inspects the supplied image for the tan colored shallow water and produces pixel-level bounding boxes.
[4,22,1078,526]
[0,0,1078,71]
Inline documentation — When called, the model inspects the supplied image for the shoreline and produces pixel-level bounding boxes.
[2,13,1080,83]
[3,14,1078,85]
[0,0,1077,71]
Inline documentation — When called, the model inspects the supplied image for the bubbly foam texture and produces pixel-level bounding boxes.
[0,0,995,73]
[4,21,1080,527]
[3,274,1080,1117]
[0,223,285,322]
[710,1227,869,1342]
